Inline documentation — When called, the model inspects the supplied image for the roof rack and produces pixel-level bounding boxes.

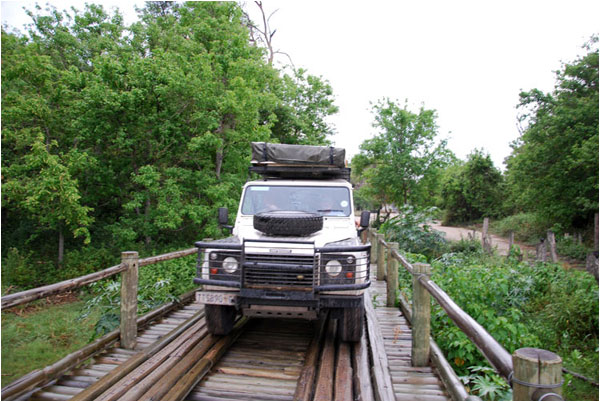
[249,164,351,181]
[250,142,351,181]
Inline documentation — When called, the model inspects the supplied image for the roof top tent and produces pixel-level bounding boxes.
[249,142,351,181]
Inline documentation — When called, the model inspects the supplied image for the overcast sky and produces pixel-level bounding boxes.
[2,0,598,168]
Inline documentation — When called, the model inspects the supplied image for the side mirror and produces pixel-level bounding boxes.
[218,207,233,234]
[360,210,370,228]
[218,207,229,225]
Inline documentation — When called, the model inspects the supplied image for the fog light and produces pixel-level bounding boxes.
[345,272,354,279]
[325,260,342,277]
[210,268,218,275]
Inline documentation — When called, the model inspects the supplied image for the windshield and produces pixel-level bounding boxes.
[241,185,352,217]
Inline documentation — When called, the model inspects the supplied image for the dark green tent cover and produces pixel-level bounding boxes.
[251,142,346,168]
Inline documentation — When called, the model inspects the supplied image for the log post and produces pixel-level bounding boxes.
[536,239,547,262]
[412,263,431,366]
[482,217,490,252]
[512,348,562,401]
[376,234,386,281]
[508,231,514,251]
[370,230,378,264]
[547,231,558,263]
[120,251,139,350]
[386,243,399,307]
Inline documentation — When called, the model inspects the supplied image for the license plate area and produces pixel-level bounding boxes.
[196,291,236,306]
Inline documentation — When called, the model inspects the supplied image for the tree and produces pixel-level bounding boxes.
[440,150,504,224]
[2,1,341,275]
[352,99,452,221]
[505,37,599,232]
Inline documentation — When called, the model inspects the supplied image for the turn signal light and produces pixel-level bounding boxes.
[210,268,218,275]
[345,272,354,279]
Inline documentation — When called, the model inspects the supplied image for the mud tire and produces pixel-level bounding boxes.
[338,305,364,343]
[205,304,236,335]
[253,211,323,236]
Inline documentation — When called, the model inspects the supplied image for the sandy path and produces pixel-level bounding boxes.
[430,222,514,255]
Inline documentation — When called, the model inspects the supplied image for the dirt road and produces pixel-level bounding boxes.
[430,222,515,256]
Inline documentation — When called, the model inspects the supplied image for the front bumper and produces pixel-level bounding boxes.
[194,238,371,305]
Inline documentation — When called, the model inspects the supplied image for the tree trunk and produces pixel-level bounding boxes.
[215,146,223,180]
[144,198,152,247]
[58,227,65,267]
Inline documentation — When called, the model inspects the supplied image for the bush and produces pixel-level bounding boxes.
[556,236,590,261]
[490,212,547,244]
[380,206,449,260]
[82,254,197,336]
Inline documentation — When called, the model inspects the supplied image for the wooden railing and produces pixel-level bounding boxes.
[1,247,199,400]
[368,229,564,401]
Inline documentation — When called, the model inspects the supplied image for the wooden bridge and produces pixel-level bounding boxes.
[1,230,564,401]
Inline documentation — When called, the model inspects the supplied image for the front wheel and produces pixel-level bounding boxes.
[338,305,364,342]
[205,304,237,335]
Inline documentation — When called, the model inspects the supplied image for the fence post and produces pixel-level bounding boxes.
[412,262,431,366]
[371,230,378,264]
[546,231,558,263]
[386,242,399,307]
[482,217,491,253]
[512,348,562,401]
[376,234,386,281]
[536,239,547,262]
[120,251,139,350]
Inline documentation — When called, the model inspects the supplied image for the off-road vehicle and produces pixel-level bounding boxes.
[194,142,371,342]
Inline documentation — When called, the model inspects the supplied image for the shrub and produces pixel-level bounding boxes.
[380,206,449,260]
[556,236,590,261]
[490,213,547,244]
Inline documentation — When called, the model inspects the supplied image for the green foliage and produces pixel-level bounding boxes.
[1,299,102,386]
[352,99,453,214]
[422,249,599,400]
[489,212,547,244]
[556,236,591,261]
[380,206,449,260]
[460,366,511,401]
[440,149,504,225]
[2,248,36,289]
[1,2,339,288]
[81,254,197,336]
[505,37,599,232]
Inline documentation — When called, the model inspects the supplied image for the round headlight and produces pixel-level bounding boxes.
[346,255,355,265]
[222,257,239,273]
[325,260,342,277]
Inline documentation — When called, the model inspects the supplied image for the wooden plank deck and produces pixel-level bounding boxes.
[370,271,451,401]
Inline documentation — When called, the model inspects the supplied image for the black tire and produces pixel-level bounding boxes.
[254,211,323,236]
[205,304,237,335]
[338,305,364,343]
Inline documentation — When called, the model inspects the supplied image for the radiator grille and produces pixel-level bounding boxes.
[243,254,316,290]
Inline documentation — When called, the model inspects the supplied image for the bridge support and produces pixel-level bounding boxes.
[120,251,139,350]
[412,262,431,366]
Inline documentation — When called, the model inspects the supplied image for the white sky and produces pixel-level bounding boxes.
[2,0,599,168]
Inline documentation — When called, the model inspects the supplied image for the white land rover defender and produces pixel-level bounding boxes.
[194,142,371,342]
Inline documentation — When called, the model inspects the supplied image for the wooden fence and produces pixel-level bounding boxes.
[369,229,564,401]
[1,247,198,400]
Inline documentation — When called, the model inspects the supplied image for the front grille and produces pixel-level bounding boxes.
[243,254,316,290]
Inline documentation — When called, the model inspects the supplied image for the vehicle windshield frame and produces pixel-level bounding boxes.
[240,185,352,217]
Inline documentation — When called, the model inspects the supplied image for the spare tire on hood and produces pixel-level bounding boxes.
[254,211,323,236]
